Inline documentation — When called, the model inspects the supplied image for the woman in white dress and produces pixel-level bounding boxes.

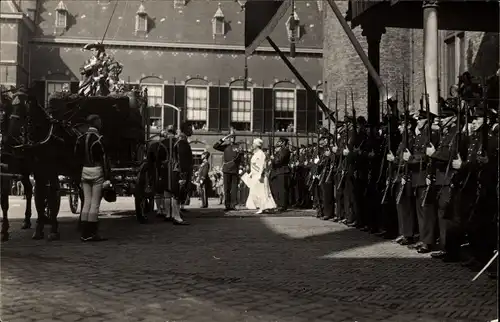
[244,138,277,214]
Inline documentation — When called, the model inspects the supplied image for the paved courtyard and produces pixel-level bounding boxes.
[1,196,497,322]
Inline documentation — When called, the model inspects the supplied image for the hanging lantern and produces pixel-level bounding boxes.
[286,5,299,58]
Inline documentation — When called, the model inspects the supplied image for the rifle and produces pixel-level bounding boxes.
[420,82,433,207]
[336,92,349,191]
[396,78,410,204]
[381,85,393,204]
[324,92,339,184]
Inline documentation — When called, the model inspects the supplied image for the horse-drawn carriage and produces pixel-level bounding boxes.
[46,88,156,222]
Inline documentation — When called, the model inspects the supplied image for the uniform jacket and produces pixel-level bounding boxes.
[213,140,243,174]
[197,161,210,184]
[271,146,291,177]
[430,125,458,186]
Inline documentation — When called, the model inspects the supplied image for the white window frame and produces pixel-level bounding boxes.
[273,88,296,133]
[212,17,225,36]
[230,87,253,131]
[142,83,164,129]
[135,14,148,32]
[55,10,67,28]
[186,85,209,128]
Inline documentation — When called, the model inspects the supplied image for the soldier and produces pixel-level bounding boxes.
[197,151,211,208]
[333,121,346,222]
[293,145,309,208]
[352,116,369,228]
[270,137,291,212]
[213,131,243,211]
[390,112,417,245]
[341,116,358,226]
[318,133,336,220]
[426,103,462,261]
[407,105,439,252]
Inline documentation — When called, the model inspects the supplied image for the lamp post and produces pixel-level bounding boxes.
[163,103,182,131]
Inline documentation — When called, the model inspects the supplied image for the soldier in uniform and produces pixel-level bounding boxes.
[388,112,416,244]
[197,151,211,208]
[427,103,462,261]
[270,137,291,212]
[318,133,336,220]
[293,145,309,208]
[407,105,439,251]
[213,131,244,211]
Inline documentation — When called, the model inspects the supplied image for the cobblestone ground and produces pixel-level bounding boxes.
[1,197,497,322]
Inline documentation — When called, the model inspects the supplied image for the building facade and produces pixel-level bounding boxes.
[1,0,324,168]
[323,1,499,120]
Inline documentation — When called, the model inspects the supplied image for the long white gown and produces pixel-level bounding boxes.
[244,149,277,211]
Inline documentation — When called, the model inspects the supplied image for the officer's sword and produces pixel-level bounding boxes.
[472,250,498,282]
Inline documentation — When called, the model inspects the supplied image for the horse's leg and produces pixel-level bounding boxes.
[1,178,11,242]
[21,174,33,229]
[47,174,61,241]
[32,173,47,240]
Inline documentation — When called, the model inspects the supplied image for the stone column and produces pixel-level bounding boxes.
[362,24,386,125]
[423,0,439,115]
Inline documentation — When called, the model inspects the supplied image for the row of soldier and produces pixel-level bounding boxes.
[211,73,498,279]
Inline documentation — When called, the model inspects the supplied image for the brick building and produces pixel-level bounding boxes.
[323,1,499,122]
[1,0,324,168]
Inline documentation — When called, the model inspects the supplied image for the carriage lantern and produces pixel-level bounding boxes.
[286,0,299,58]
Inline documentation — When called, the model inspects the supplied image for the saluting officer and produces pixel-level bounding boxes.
[213,130,244,211]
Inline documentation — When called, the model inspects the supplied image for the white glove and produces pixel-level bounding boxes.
[314,157,319,164]
[103,180,111,189]
[343,148,349,156]
[452,155,462,170]
[403,149,411,161]
[238,169,243,175]
[325,150,331,157]
[425,177,432,186]
[426,143,436,157]
[386,152,395,162]
[332,145,338,153]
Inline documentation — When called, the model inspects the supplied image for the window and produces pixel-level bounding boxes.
[27,8,36,21]
[144,84,163,127]
[213,18,224,35]
[444,33,465,92]
[46,81,66,104]
[55,10,67,28]
[186,86,208,129]
[174,0,186,9]
[230,89,251,131]
[136,14,147,32]
[274,90,295,132]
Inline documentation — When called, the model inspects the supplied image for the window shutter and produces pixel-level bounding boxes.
[208,86,220,131]
[174,85,185,125]
[306,90,318,133]
[252,88,264,132]
[163,85,176,128]
[263,88,273,132]
[296,89,307,133]
[219,87,230,131]
[32,80,46,107]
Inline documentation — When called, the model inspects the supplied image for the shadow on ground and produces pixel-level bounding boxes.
[0,209,497,322]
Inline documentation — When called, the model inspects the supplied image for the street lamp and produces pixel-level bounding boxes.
[163,103,182,131]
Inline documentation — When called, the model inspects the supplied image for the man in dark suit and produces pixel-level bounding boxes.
[213,131,243,211]
[270,137,291,212]
[197,151,210,208]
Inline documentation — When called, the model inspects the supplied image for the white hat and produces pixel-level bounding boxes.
[253,138,263,147]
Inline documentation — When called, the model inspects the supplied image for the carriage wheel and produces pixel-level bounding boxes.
[134,163,152,224]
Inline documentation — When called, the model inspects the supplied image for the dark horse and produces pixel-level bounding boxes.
[7,89,81,241]
[0,87,35,242]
